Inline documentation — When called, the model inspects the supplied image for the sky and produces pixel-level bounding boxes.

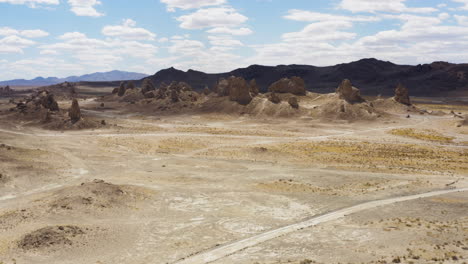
[1,0,468,80]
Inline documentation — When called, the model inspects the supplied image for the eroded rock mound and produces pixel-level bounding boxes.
[153,81,198,103]
[228,77,252,105]
[68,99,81,123]
[268,92,281,104]
[0,85,13,96]
[141,78,156,96]
[394,83,411,105]
[288,97,299,109]
[249,79,259,97]
[18,225,85,250]
[215,76,257,105]
[117,82,126,97]
[268,77,306,96]
[127,80,136,90]
[41,92,60,111]
[336,79,364,103]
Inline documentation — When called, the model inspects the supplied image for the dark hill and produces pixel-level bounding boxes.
[143,58,468,96]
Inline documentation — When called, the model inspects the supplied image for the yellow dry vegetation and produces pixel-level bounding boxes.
[175,126,299,137]
[389,128,455,143]
[100,137,208,154]
[256,179,408,196]
[269,141,467,174]
[199,141,468,175]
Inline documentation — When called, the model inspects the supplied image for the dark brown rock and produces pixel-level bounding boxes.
[394,83,411,105]
[288,97,299,109]
[112,87,119,94]
[69,99,81,123]
[336,79,364,103]
[268,77,306,96]
[215,78,230,96]
[203,86,211,95]
[117,82,126,97]
[141,78,155,94]
[127,81,136,90]
[249,79,259,97]
[41,93,60,111]
[269,92,281,104]
[228,76,252,105]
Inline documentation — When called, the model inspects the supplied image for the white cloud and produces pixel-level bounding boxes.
[160,0,226,12]
[338,0,437,13]
[176,7,248,29]
[0,27,49,38]
[68,0,104,17]
[41,31,158,68]
[284,9,379,22]
[455,14,468,25]
[40,49,59,55]
[0,35,35,54]
[282,21,356,42]
[102,19,156,41]
[0,0,58,8]
[19,29,49,38]
[453,0,468,10]
[208,35,243,46]
[206,27,253,36]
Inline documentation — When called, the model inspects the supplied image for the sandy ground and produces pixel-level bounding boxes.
[0,92,467,264]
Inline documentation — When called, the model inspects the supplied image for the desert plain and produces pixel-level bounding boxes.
[0,80,467,264]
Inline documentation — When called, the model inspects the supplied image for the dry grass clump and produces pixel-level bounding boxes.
[389,128,455,143]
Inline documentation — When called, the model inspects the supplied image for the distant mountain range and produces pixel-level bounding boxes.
[141,58,468,96]
[0,70,149,87]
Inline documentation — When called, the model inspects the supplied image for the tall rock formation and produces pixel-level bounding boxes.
[336,79,364,103]
[394,83,411,105]
[69,99,81,123]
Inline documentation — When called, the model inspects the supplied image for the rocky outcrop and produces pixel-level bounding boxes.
[394,83,411,105]
[228,77,252,105]
[68,99,81,123]
[127,81,136,90]
[0,85,13,96]
[268,92,281,104]
[41,92,60,111]
[336,79,364,103]
[268,77,306,96]
[202,86,211,95]
[215,76,257,105]
[215,78,230,96]
[141,79,155,93]
[288,97,299,109]
[153,81,198,103]
[249,79,259,97]
[117,82,126,97]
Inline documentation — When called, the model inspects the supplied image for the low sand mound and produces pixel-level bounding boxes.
[18,225,86,251]
[48,179,149,211]
[372,98,422,115]
[43,117,104,130]
[457,115,468,127]
[314,93,381,121]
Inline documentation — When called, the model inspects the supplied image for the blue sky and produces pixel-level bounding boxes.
[1,0,468,80]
